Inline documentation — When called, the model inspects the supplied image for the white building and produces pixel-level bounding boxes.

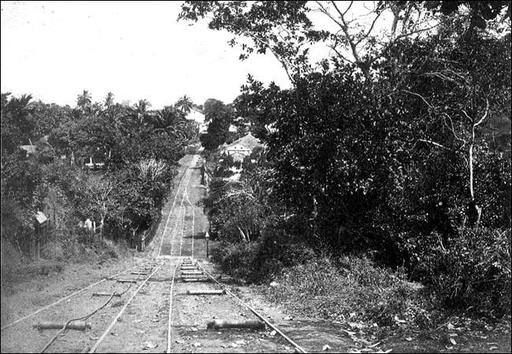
[220,133,263,162]
[186,107,207,134]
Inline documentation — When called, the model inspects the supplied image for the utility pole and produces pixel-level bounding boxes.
[205,230,210,258]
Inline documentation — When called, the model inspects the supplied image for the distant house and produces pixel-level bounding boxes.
[19,135,53,158]
[186,107,208,134]
[220,133,263,162]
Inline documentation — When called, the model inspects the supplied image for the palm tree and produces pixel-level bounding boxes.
[134,99,151,124]
[104,92,115,108]
[76,90,92,111]
[175,95,193,115]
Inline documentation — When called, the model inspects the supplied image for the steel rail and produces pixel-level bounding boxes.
[177,178,188,258]
[184,187,195,259]
[0,267,133,331]
[88,262,164,353]
[157,164,190,257]
[196,263,308,353]
[166,262,180,353]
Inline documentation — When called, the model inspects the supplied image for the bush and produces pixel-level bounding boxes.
[211,241,259,280]
[212,215,317,283]
[411,227,511,317]
[265,255,421,326]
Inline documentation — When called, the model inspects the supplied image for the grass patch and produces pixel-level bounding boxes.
[264,255,426,327]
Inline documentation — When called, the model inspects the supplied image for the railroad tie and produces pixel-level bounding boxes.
[92,292,122,297]
[206,320,265,331]
[186,289,225,295]
[116,279,138,283]
[182,278,210,283]
[180,265,198,270]
[34,321,91,331]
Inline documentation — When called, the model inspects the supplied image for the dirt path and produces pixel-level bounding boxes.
[1,155,325,353]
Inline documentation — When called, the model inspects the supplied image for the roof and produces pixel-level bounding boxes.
[224,133,262,151]
[186,109,205,124]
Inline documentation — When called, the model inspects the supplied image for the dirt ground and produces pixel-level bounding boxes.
[1,155,339,353]
[1,154,509,353]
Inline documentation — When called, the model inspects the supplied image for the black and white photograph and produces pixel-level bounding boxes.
[1,1,510,353]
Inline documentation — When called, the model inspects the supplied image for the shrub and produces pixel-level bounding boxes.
[410,227,511,317]
[265,255,421,326]
[211,241,259,280]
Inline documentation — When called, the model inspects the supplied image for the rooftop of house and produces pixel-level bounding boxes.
[223,133,262,151]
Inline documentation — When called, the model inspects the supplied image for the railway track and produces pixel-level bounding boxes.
[1,155,308,353]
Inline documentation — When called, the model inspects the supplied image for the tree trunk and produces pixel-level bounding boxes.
[467,126,482,229]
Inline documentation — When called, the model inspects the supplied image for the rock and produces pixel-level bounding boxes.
[348,322,365,330]
[447,323,455,330]
[405,337,413,342]
[191,327,198,332]
[270,281,279,287]
[284,316,293,321]
[192,342,201,347]
[270,330,277,336]
[142,341,158,350]
[322,344,331,351]
[393,315,406,324]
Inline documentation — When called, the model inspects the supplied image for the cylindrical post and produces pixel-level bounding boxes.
[205,231,210,258]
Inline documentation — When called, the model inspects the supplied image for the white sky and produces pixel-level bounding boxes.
[1,1,294,109]
[1,1,394,109]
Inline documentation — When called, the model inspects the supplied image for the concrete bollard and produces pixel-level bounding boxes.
[206,320,265,330]
[34,321,91,331]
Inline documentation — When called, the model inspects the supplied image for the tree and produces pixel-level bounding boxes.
[381,16,511,228]
[200,99,234,150]
[179,1,318,82]
[76,90,92,114]
[104,92,115,108]
[175,95,194,114]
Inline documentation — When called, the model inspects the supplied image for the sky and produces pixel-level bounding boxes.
[1,1,294,109]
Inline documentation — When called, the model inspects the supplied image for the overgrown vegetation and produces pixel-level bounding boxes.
[184,0,511,327]
[1,91,199,266]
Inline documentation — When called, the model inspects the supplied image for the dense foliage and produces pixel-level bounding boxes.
[186,1,511,317]
[1,91,198,256]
